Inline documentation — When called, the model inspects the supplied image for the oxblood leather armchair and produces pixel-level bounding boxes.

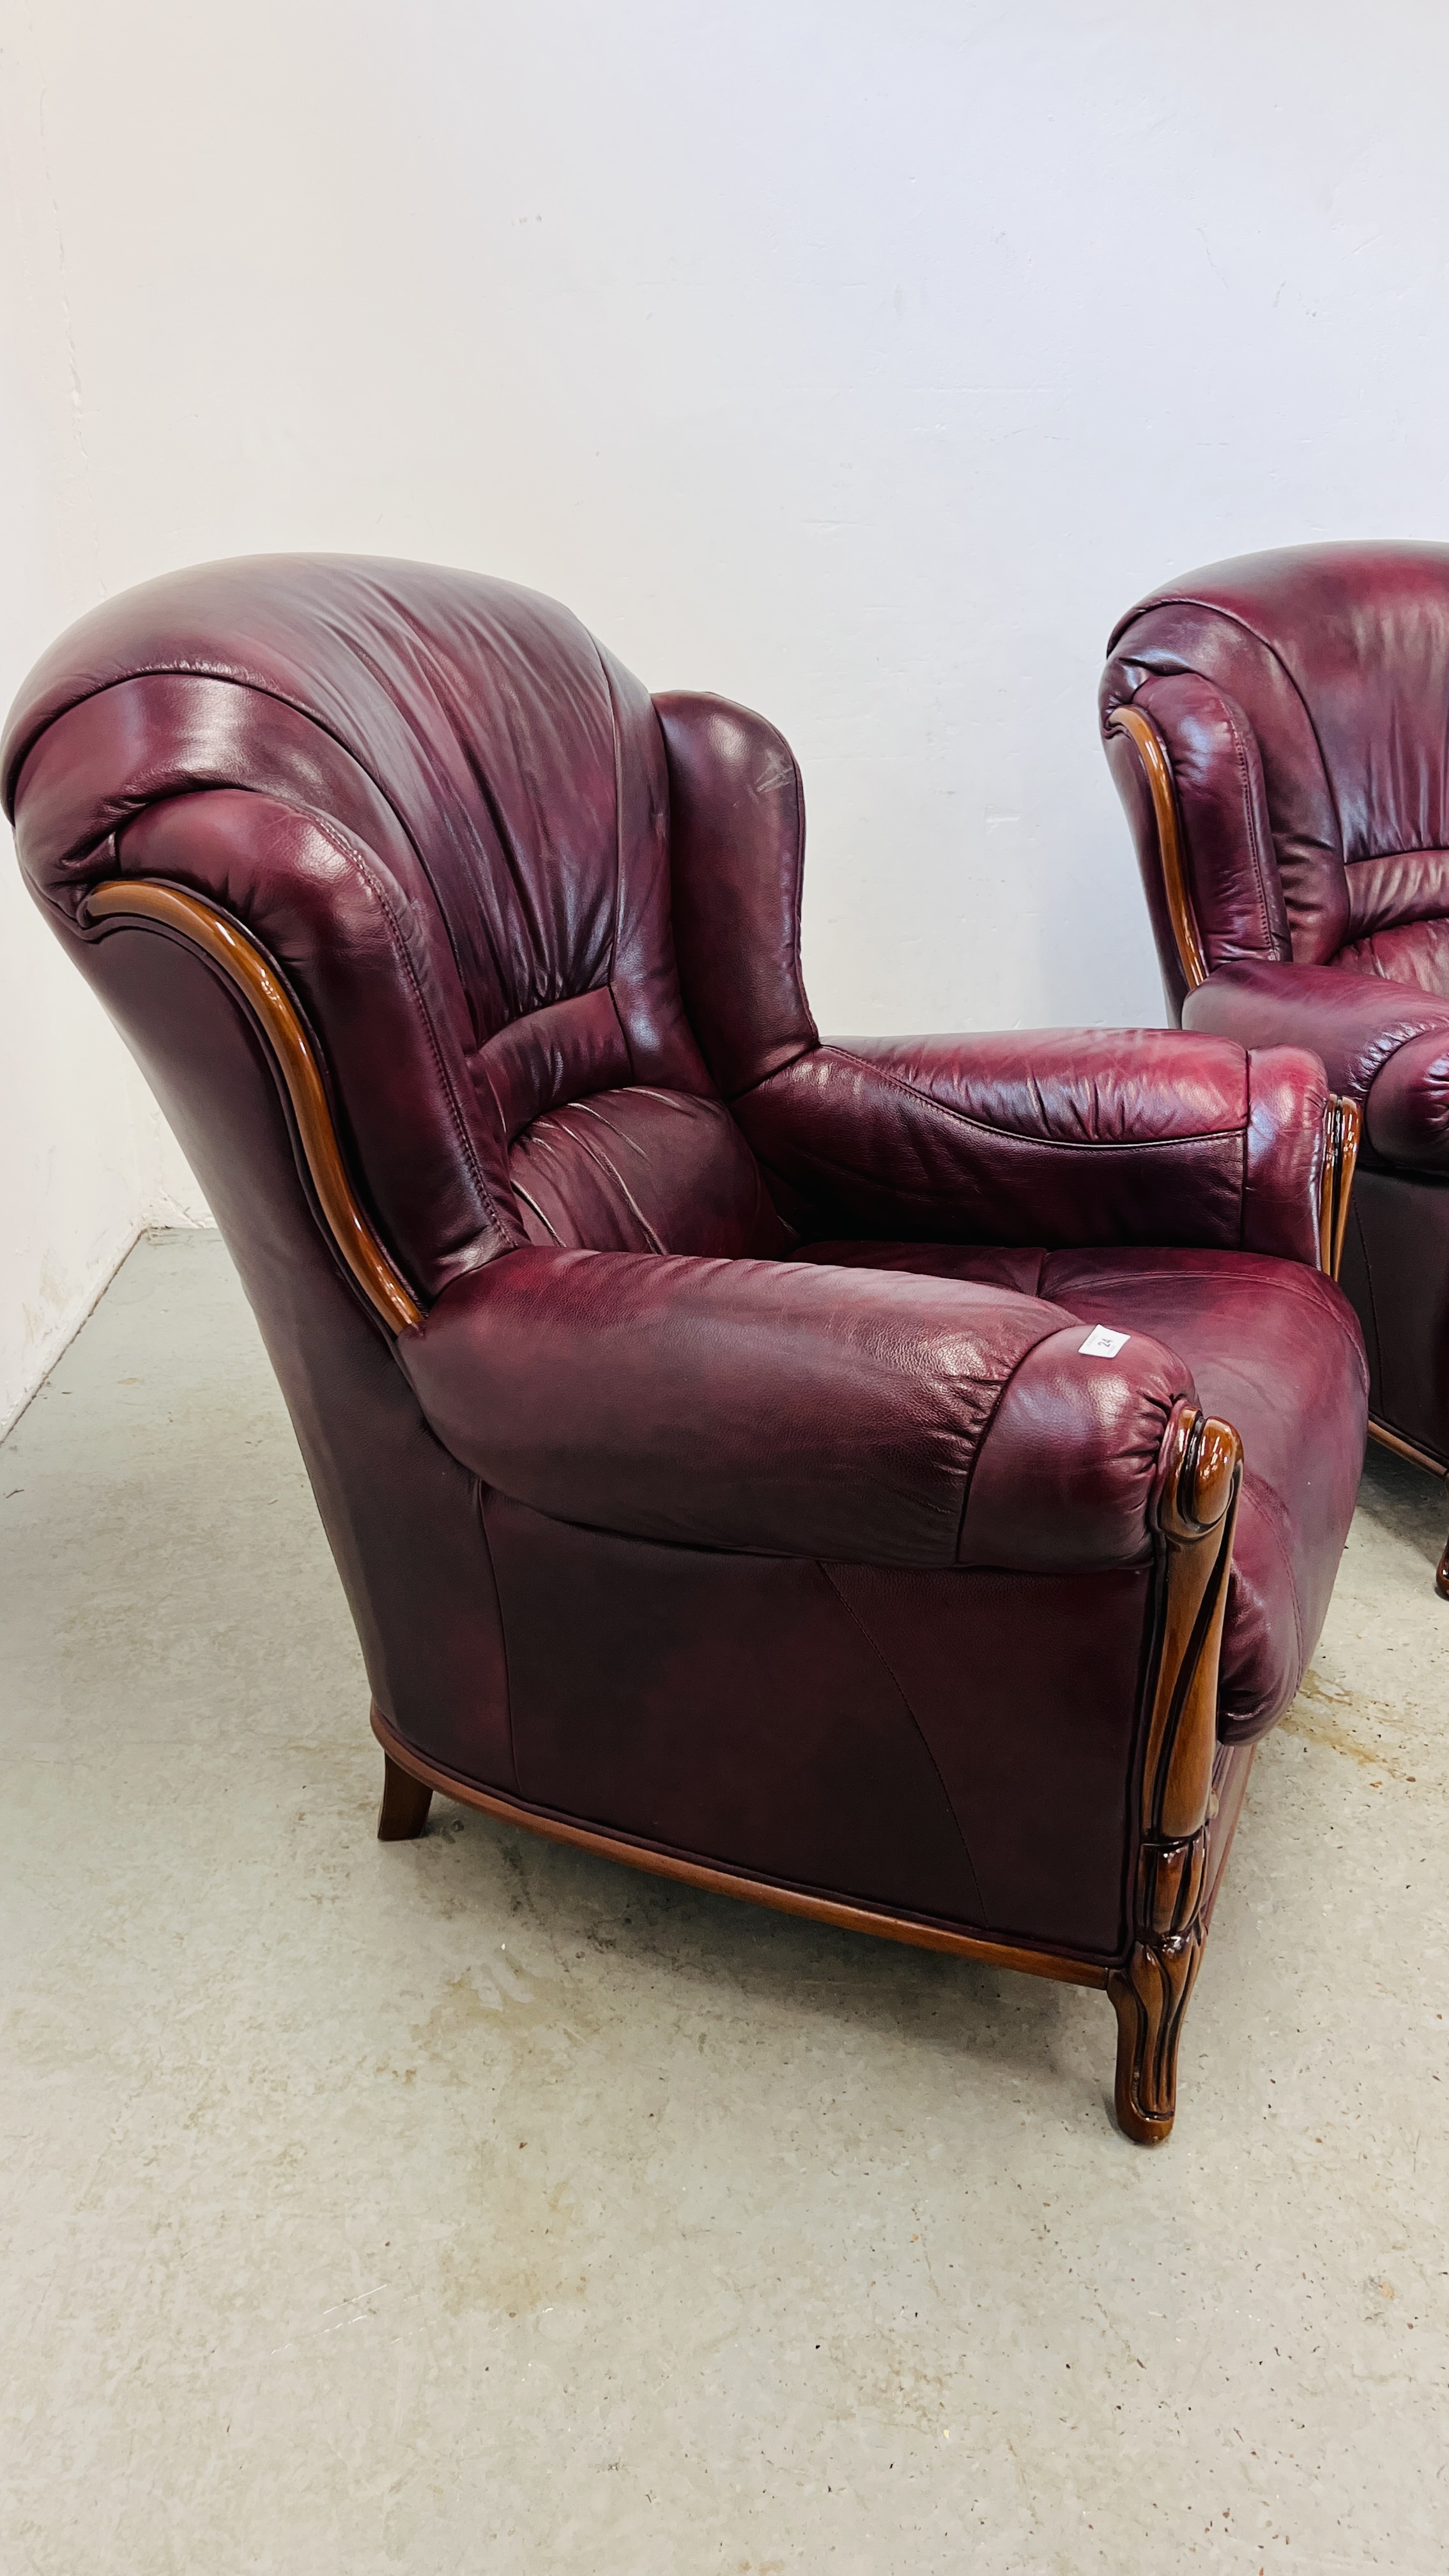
[1103,542,1449,1589]
[3,558,1368,2143]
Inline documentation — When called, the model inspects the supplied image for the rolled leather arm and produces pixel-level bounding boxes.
[398,1245,1194,1570]
[734,1028,1330,1266]
[1183,957,1449,1100]
[1184,958,1449,1172]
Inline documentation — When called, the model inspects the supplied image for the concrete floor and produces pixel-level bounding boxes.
[2,1230,1447,2575]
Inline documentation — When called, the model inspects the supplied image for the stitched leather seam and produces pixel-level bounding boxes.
[818,1564,988,1920]
[20,666,500,1027]
[595,643,637,1084]
[820,1049,1250,1153]
[727,1038,818,1106]
[951,1311,1059,1560]
[785,744,817,1046]
[961,1344,1170,1573]
[1217,691,1280,957]
[475,1487,521,1790]
[1235,1483,1305,1696]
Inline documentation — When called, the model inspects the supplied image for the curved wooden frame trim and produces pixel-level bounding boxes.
[1320,1093,1361,1281]
[375,1404,1243,2145]
[1105,703,1209,993]
[84,878,424,1334]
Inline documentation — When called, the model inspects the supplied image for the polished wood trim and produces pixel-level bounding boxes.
[84,878,424,1333]
[1319,1093,1361,1280]
[1366,1419,1449,1598]
[1367,1418,1448,1478]
[1108,1407,1242,2145]
[1105,703,1208,992]
[369,1703,1110,1989]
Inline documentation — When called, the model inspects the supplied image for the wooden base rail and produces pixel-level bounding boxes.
[1367,1419,1449,1598]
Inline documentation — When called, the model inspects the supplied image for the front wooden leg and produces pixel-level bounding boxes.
[1108,1833,1209,2145]
[378,1752,433,1841]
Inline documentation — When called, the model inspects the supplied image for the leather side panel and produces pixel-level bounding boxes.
[486,1492,1153,1959]
[1346,1165,1449,1463]
[830,1562,1151,1954]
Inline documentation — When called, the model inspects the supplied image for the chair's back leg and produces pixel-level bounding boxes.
[378,1754,433,1841]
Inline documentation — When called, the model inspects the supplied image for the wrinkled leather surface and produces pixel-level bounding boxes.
[508,1087,781,1254]
[737,1028,1328,1264]
[1183,959,1449,1169]
[1044,1250,1367,1739]
[5,555,1370,1963]
[656,692,817,1099]
[1132,672,1290,979]
[809,1241,1366,1736]
[399,1245,1081,1565]
[1337,912,1449,999]
[1360,1030,1449,1174]
[486,1487,1151,1957]
[4,559,729,1290]
[1104,541,1449,970]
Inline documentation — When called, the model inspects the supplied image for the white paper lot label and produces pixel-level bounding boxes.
[1078,1326,1130,1358]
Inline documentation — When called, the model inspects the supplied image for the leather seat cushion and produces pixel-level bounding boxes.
[799,1241,1368,1740]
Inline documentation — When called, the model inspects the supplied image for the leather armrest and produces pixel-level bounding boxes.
[733,1028,1330,1266]
[398,1245,1193,1570]
[1183,958,1449,1102]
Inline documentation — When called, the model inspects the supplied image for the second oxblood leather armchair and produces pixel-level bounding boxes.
[3,557,1367,2142]
[1102,541,1449,1588]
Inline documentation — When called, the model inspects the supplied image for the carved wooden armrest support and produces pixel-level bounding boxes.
[1319,1092,1361,1282]
[1108,1407,1242,2145]
[84,878,424,1333]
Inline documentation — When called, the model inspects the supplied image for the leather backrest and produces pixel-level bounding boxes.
[1103,542,1449,974]
[3,556,776,1292]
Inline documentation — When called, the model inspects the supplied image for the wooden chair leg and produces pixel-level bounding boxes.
[378,1752,433,1841]
[1108,1924,1204,2145]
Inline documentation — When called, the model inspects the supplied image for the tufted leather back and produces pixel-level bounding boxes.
[1102,542,1449,1002]
[2,557,781,1294]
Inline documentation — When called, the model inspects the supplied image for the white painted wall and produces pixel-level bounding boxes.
[6,0,1449,1423]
